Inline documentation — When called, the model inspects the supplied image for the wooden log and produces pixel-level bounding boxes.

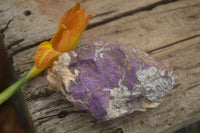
[1,0,200,132]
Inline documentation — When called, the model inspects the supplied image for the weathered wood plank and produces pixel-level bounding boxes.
[13,0,200,75]
[81,0,200,53]
[2,0,200,132]
[19,25,200,133]
[0,0,163,57]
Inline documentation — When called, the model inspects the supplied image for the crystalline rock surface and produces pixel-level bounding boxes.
[47,40,175,121]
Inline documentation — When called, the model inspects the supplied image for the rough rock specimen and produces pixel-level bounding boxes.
[47,40,175,121]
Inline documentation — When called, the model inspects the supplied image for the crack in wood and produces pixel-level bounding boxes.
[34,110,88,130]
[35,114,58,122]
[10,39,47,58]
[111,128,124,133]
[92,10,117,18]
[186,83,200,90]
[7,39,24,50]
[25,90,55,103]
[101,126,117,132]
[34,110,87,122]
[87,0,180,29]
[0,19,13,38]
[57,110,87,118]
[156,3,200,14]
[147,34,200,54]
[173,83,181,89]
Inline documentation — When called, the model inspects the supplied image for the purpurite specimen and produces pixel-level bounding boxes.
[47,40,175,120]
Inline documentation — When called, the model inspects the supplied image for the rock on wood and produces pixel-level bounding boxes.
[47,40,175,121]
[1,0,200,133]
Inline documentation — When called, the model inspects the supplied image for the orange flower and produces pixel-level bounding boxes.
[0,3,92,105]
[34,2,92,69]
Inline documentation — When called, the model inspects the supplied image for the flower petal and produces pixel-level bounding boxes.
[80,13,92,32]
[56,13,92,52]
[50,2,80,48]
[34,42,60,69]
[66,9,85,30]
[58,2,80,31]
[38,41,54,49]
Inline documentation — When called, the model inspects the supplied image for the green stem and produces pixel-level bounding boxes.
[0,65,46,105]
[0,74,31,105]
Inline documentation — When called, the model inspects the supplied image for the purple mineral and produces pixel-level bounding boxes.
[47,40,175,120]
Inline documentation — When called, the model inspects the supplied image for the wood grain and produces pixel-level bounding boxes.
[1,0,200,133]
[0,0,163,57]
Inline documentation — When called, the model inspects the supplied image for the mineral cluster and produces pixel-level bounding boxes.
[47,40,175,120]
